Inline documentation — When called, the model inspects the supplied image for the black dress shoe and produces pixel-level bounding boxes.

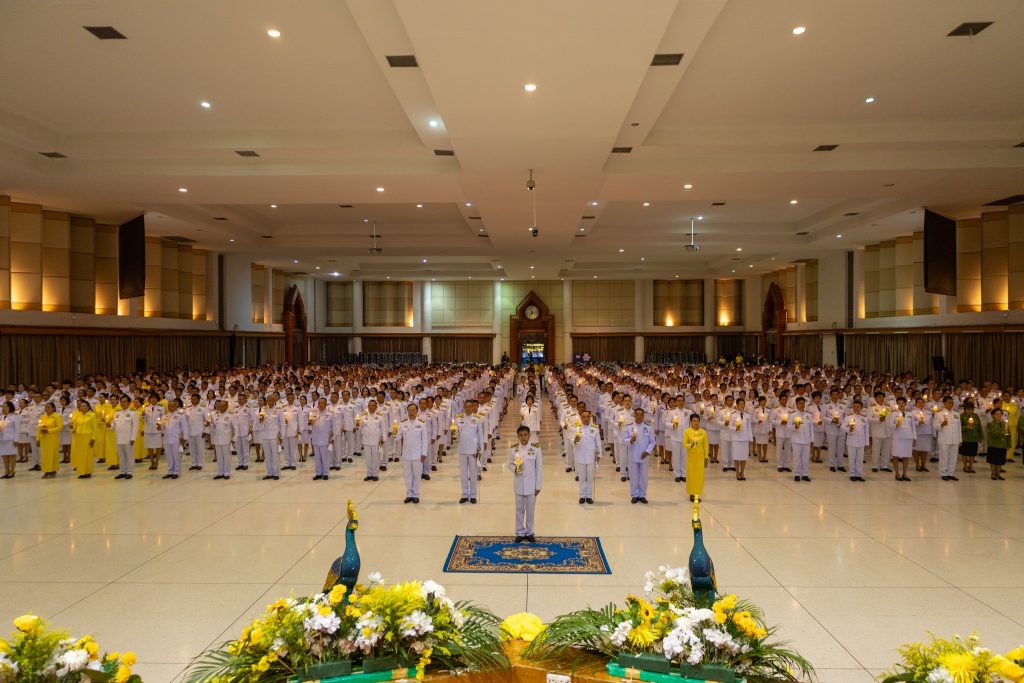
[829,467,836,472]
[631,497,638,504]
[838,466,847,472]
[579,497,585,504]
[777,467,784,472]
[514,536,525,543]
[124,474,133,480]
[421,474,430,480]
[364,476,373,481]
[639,497,648,504]
[855,476,866,482]
[330,466,340,471]
[322,475,328,480]
[459,498,468,504]
[850,476,857,482]
[29,465,41,471]
[404,497,413,504]
[620,476,628,482]
[431,465,437,471]
[213,475,225,480]
[586,498,594,504]
[801,476,811,482]
[235,465,244,471]
[794,476,801,482]
[313,475,323,481]
[108,465,119,471]
[783,467,793,472]
[379,465,387,472]
[162,474,174,479]
[412,498,419,503]
[240,465,249,470]
[470,498,477,504]
[262,475,274,480]
[114,473,127,479]
[565,467,572,473]
[949,475,959,481]
[880,467,893,472]
[871,468,879,473]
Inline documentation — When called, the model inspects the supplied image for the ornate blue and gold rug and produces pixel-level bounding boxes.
[443,535,611,574]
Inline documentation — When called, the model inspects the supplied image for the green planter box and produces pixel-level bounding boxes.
[677,663,738,683]
[361,657,400,674]
[618,652,673,674]
[289,664,415,683]
[607,662,742,683]
[297,660,353,681]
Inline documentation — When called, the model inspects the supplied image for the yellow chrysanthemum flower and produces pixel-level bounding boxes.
[114,666,132,683]
[627,623,657,649]
[85,641,100,659]
[13,614,39,632]
[938,652,979,683]
[267,598,290,614]
[713,594,737,611]
[712,609,726,625]
[317,604,333,617]
[501,613,546,642]
[105,651,120,662]
[122,652,137,667]
[329,584,347,606]
[1006,646,1024,662]
[991,655,1024,683]
[345,605,362,618]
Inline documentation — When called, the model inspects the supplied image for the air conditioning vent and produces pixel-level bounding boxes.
[947,22,992,36]
[611,146,633,154]
[433,149,455,156]
[651,53,684,66]
[386,55,418,67]
[39,151,67,158]
[164,235,197,244]
[84,26,126,39]
[985,195,1024,206]
[814,144,839,151]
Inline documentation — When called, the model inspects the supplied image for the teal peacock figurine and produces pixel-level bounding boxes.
[688,496,717,605]
[323,500,361,603]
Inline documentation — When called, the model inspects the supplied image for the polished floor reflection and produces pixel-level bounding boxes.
[1,398,1022,683]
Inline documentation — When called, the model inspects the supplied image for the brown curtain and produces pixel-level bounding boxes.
[717,334,760,359]
[784,334,822,366]
[260,337,286,364]
[644,335,704,354]
[362,336,421,353]
[572,336,634,363]
[947,333,1024,388]
[235,334,287,366]
[309,335,350,363]
[431,336,492,363]
[843,333,941,378]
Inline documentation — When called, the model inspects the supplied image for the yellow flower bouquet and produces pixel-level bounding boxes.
[524,566,813,682]
[879,633,1023,683]
[0,615,140,683]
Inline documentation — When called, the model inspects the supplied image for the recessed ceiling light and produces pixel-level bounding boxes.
[376,186,384,192]
[229,238,235,242]
[524,83,537,92]
[416,203,423,208]
[736,247,742,252]
[421,258,427,263]
[468,276,472,279]
[428,119,439,128]
[315,266,320,270]
[270,204,278,208]
[683,183,693,189]
[591,201,598,206]
[593,276,597,279]
[529,265,535,269]
[731,269,736,273]
[579,227,585,231]
[293,259,299,264]
[749,264,754,268]
[465,202,472,207]
[865,96,875,104]
[792,26,806,35]
[531,275,535,279]
[363,218,369,223]
[331,271,339,277]
[267,29,281,38]
[697,215,703,220]
[500,277,504,281]
[619,248,625,253]
[643,202,650,207]
[674,275,679,278]
[200,101,211,109]
[385,276,390,279]
[641,257,646,261]
[431,278,436,282]
[790,199,798,205]
[836,234,843,238]
[178,187,188,193]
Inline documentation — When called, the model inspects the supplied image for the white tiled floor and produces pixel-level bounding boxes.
[1,397,1022,683]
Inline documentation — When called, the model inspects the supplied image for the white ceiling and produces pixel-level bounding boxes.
[1,0,1022,281]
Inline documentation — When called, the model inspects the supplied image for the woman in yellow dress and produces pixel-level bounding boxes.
[94,395,117,468]
[36,402,63,478]
[70,400,98,479]
[131,399,146,462]
[683,413,709,502]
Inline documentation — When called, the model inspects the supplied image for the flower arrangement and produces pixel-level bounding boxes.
[0,614,140,683]
[185,576,506,683]
[524,566,813,682]
[878,633,1023,683]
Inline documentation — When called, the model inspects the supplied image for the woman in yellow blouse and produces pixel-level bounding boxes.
[69,400,98,479]
[36,402,63,478]
[130,400,146,462]
[683,414,709,501]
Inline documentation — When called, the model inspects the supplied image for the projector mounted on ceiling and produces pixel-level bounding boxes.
[685,217,700,252]
[368,222,382,254]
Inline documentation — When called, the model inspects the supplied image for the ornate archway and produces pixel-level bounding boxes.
[761,282,787,363]
[282,285,307,366]
[509,292,555,368]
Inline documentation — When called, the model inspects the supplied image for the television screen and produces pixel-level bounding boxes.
[118,214,146,299]
[923,209,956,296]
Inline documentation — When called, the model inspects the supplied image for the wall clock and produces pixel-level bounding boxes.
[524,305,540,320]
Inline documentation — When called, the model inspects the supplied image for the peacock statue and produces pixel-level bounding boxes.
[323,500,361,603]
[688,496,718,605]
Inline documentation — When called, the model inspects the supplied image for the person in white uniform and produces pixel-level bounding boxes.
[454,399,485,504]
[399,403,428,504]
[626,407,656,504]
[846,400,870,482]
[112,396,139,480]
[509,425,542,543]
[730,398,753,481]
[933,395,962,481]
[209,399,235,480]
[787,396,815,482]
[309,398,334,481]
[573,410,602,504]
[358,399,386,481]
[888,396,917,481]
[519,394,541,445]
[160,398,189,480]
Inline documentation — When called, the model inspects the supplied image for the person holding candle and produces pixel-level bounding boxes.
[161,398,189,480]
[209,399,236,480]
[888,396,916,481]
[258,393,284,480]
[985,406,1009,480]
[280,394,301,471]
[666,395,689,482]
[573,410,602,503]
[309,397,334,481]
[626,407,655,504]
[69,400,98,479]
[731,398,753,481]
[616,395,636,483]
[771,390,793,473]
[787,396,814,482]
[823,389,848,473]
[509,424,542,542]
[911,396,933,473]
[933,395,962,481]
[0,401,18,479]
[703,395,721,464]
[454,399,485,503]
[111,396,140,480]
[142,393,165,470]
[35,402,62,478]
[184,393,207,472]
[958,400,981,474]
[868,391,893,473]
[844,399,870,481]
[683,414,708,501]
[752,394,771,463]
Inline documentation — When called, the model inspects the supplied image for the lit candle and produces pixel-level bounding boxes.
[781,411,788,425]
[848,417,856,432]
